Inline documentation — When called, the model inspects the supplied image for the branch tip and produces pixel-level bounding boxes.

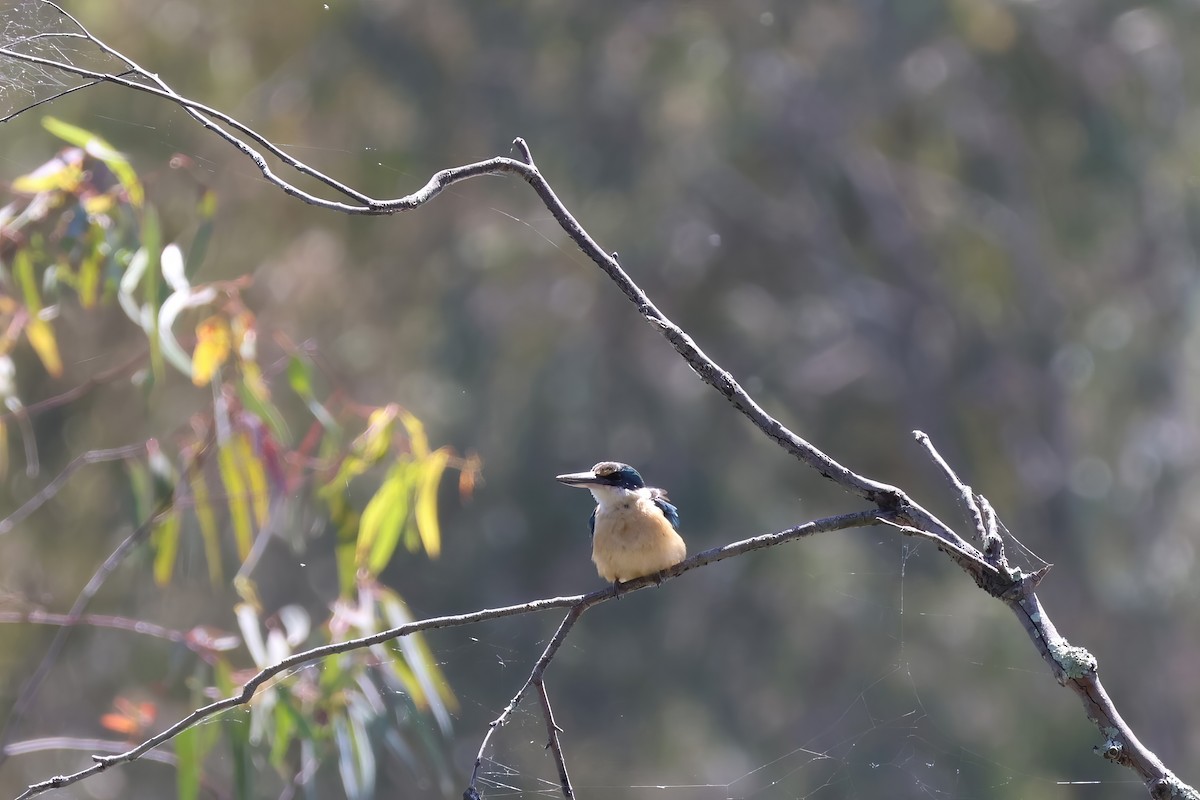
[511,137,534,164]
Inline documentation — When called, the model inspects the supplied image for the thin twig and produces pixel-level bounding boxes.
[912,430,988,542]
[0,67,135,123]
[0,609,188,645]
[3,7,1193,796]
[467,606,588,799]
[0,443,149,537]
[535,680,574,800]
[0,349,146,425]
[14,510,882,800]
[0,489,173,757]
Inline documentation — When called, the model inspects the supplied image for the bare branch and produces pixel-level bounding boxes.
[14,510,882,800]
[3,5,1193,796]
[535,680,574,800]
[0,609,188,645]
[0,349,146,426]
[0,443,148,537]
[913,430,986,536]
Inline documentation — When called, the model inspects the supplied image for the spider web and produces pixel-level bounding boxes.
[448,532,1120,800]
[0,0,131,121]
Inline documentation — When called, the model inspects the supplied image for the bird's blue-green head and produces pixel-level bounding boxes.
[555,461,645,491]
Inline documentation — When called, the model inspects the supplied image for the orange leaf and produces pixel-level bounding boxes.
[192,316,232,386]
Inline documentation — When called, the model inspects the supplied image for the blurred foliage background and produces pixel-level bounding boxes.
[2,0,1200,798]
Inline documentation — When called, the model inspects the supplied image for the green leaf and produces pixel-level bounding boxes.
[78,226,104,308]
[413,449,449,558]
[14,248,42,313]
[228,706,252,800]
[269,695,298,769]
[175,717,218,800]
[237,377,290,445]
[287,355,314,398]
[357,459,413,576]
[335,538,357,598]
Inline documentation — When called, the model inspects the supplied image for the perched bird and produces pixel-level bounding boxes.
[555,461,686,586]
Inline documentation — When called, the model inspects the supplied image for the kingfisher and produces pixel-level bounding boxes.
[555,461,686,586]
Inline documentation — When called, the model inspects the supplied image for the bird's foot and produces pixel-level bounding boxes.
[611,580,623,599]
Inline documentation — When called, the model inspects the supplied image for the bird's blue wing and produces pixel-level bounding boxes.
[652,494,680,530]
[588,506,596,539]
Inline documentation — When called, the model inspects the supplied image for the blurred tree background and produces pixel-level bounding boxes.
[2,0,1199,798]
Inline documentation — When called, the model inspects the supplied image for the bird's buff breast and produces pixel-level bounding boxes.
[591,497,687,583]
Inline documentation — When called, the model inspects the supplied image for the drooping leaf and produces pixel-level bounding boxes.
[413,449,449,558]
[357,459,414,576]
[233,431,270,529]
[24,319,62,378]
[188,466,223,585]
[15,251,64,378]
[379,588,457,729]
[398,409,429,459]
[151,508,182,586]
[78,228,104,308]
[218,439,254,559]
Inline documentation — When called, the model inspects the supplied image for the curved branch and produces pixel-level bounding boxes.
[16,511,884,800]
[3,5,1193,797]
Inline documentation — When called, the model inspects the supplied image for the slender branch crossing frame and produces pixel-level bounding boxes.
[1,4,1195,799]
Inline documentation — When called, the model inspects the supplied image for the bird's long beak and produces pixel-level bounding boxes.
[556,470,600,487]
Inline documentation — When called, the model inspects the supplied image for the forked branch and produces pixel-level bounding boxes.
[1,3,1194,798]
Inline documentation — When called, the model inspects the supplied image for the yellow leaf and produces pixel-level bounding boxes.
[353,404,398,463]
[218,441,253,559]
[399,409,429,458]
[233,431,270,528]
[192,316,232,386]
[11,148,84,194]
[151,509,182,586]
[78,244,102,309]
[414,449,449,559]
[25,318,63,377]
[189,467,223,585]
